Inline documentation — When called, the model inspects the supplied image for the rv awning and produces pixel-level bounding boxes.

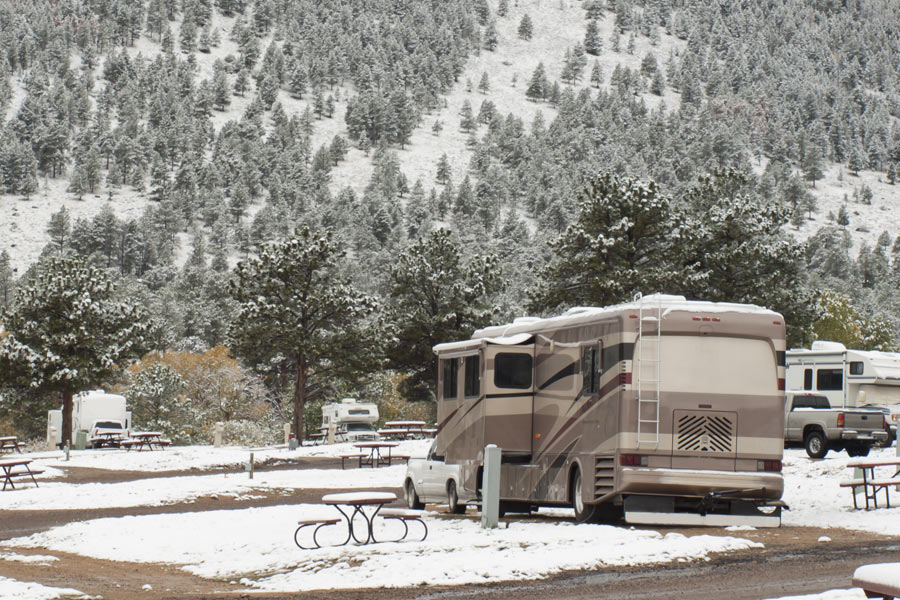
[433,333,533,355]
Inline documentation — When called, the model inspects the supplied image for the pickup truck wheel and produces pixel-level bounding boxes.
[447,480,466,514]
[405,479,424,510]
[804,431,828,459]
[846,445,871,458]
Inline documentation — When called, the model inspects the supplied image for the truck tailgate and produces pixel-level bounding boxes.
[844,411,882,432]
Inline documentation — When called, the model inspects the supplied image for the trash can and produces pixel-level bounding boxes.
[74,430,87,450]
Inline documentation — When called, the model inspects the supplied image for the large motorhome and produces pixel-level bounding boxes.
[433,294,787,527]
[786,341,900,439]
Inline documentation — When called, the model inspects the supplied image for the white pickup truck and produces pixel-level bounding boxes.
[785,392,889,458]
[404,440,474,514]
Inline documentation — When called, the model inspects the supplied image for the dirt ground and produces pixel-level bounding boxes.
[0,460,896,600]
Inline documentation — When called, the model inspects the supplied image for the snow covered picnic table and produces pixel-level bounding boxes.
[320,491,400,545]
[852,562,900,599]
[842,457,900,509]
[0,435,24,454]
[0,457,41,491]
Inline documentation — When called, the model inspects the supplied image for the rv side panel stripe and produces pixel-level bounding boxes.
[538,362,577,390]
[436,407,460,434]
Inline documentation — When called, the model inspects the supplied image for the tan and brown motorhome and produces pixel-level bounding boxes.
[433,294,787,527]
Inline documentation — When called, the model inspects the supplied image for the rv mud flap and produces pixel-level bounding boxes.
[623,495,783,528]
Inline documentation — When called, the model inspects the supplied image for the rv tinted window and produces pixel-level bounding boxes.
[442,358,458,400]
[803,368,812,390]
[581,346,600,395]
[464,354,480,397]
[494,353,532,389]
[816,368,843,390]
[849,361,864,375]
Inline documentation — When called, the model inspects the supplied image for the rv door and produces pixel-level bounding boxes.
[483,345,534,454]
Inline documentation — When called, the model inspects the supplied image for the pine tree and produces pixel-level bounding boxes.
[478,72,490,94]
[459,100,476,132]
[228,228,378,439]
[0,256,152,445]
[585,20,602,55]
[0,250,12,310]
[384,229,503,401]
[518,14,534,40]
[46,207,71,255]
[590,61,604,87]
[484,20,499,51]
[526,62,547,101]
[436,153,452,185]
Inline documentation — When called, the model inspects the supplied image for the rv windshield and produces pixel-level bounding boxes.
[346,423,375,432]
[656,336,777,396]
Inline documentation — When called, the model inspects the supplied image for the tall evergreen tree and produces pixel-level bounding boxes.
[228,227,378,439]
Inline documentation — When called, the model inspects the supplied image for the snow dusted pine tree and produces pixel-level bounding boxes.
[385,229,503,402]
[529,173,692,313]
[227,227,378,439]
[0,256,152,445]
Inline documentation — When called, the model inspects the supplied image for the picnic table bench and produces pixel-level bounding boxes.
[842,458,900,509]
[122,432,172,451]
[0,436,25,454]
[852,562,900,599]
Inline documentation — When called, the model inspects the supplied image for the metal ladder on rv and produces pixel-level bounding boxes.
[634,292,661,448]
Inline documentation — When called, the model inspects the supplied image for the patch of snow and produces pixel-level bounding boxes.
[0,576,88,599]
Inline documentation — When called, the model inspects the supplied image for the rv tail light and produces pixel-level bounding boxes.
[629,314,638,319]
[773,321,782,325]
[758,460,782,472]
[837,413,845,428]
[620,454,647,466]
[777,378,785,391]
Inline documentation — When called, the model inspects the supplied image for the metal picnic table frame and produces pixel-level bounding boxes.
[0,457,40,491]
[352,441,399,467]
[844,457,900,509]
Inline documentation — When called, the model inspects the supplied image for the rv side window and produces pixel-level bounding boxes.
[581,346,601,395]
[464,355,480,397]
[803,368,812,390]
[494,353,533,389]
[442,358,458,400]
[816,368,843,391]
[849,361,864,375]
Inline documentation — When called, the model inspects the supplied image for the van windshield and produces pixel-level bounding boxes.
[94,421,124,429]
[346,423,374,431]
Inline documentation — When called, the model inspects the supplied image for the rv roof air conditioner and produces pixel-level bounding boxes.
[811,341,847,352]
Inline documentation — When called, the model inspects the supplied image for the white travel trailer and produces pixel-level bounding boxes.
[47,390,132,447]
[320,398,380,443]
[786,341,900,440]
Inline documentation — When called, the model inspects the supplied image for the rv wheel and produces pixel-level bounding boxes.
[447,480,466,514]
[571,467,599,523]
[405,480,424,510]
[804,431,828,459]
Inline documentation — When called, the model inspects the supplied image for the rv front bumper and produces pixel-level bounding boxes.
[617,467,784,501]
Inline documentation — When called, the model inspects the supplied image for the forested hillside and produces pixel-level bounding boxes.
[3,0,900,442]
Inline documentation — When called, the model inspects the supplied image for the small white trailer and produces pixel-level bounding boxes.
[47,390,132,447]
[320,398,380,443]
[786,341,900,441]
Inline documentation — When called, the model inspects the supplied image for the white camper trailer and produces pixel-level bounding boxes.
[320,398,380,443]
[786,341,899,441]
[47,390,132,447]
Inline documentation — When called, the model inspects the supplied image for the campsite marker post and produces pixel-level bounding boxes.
[481,444,500,529]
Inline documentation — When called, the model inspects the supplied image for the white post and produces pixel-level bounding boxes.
[284,423,291,445]
[65,442,70,461]
[327,422,336,445]
[214,422,223,447]
[481,444,501,529]
[49,426,57,449]
[249,452,254,480]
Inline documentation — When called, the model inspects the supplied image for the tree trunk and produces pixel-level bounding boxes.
[62,389,74,447]
[292,354,307,440]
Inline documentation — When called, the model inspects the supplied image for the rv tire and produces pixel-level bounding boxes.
[804,430,828,459]
[405,480,424,510]
[571,467,599,523]
[447,480,466,514]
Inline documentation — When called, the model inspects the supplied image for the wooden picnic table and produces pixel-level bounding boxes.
[843,457,900,509]
[123,432,171,451]
[0,435,24,454]
[352,441,399,467]
[321,491,397,544]
[0,457,40,490]
[89,431,126,449]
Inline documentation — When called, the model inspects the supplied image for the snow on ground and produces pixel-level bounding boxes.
[765,591,867,600]
[5,505,761,592]
[0,576,88,600]
[2,444,899,594]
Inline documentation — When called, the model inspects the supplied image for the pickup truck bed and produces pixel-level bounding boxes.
[785,392,888,458]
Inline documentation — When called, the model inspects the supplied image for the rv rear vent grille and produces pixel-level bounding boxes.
[675,411,735,454]
[594,456,615,498]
